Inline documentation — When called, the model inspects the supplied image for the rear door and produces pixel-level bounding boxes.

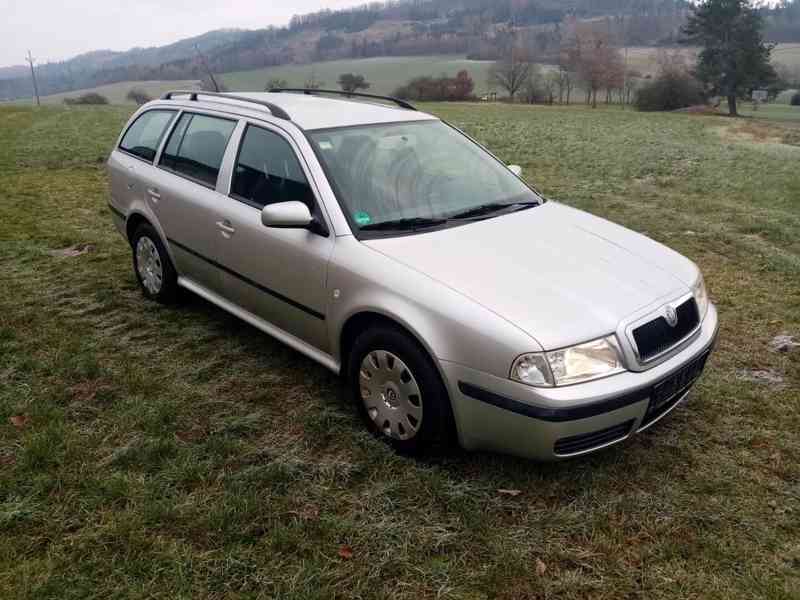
[108,109,177,217]
[150,111,238,295]
[216,123,334,352]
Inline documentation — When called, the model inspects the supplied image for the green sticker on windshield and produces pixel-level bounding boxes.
[354,211,372,227]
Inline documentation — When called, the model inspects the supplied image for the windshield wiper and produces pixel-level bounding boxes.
[359,216,448,232]
[448,201,539,221]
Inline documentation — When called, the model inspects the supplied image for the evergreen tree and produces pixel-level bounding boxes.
[683,0,776,116]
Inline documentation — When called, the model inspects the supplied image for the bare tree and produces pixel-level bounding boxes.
[519,64,543,104]
[558,27,582,105]
[573,32,623,108]
[200,76,228,92]
[489,50,534,101]
[305,67,324,90]
[542,72,559,105]
[603,52,625,104]
[556,64,575,105]
[623,69,642,106]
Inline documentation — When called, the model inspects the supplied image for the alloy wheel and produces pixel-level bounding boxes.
[135,236,163,295]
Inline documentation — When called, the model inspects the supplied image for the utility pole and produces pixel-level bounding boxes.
[509,7,517,103]
[622,13,628,109]
[194,44,220,92]
[26,50,40,106]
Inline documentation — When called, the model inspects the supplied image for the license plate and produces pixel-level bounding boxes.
[650,351,710,413]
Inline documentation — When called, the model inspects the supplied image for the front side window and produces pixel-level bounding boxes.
[119,110,176,162]
[231,125,315,210]
[309,120,541,235]
[160,113,236,188]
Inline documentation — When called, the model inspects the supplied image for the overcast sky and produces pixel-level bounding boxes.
[1,0,365,68]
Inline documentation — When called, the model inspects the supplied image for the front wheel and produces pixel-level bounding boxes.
[348,326,453,454]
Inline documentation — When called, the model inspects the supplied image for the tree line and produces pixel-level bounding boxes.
[3,0,798,102]
[484,0,780,117]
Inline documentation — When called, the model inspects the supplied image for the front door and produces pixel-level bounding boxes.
[216,123,333,352]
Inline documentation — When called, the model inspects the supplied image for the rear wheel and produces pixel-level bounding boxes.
[348,325,452,454]
[131,223,179,304]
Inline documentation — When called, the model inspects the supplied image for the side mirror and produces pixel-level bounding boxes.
[508,164,523,177]
[261,201,313,229]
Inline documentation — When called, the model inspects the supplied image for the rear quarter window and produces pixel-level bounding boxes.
[119,110,177,162]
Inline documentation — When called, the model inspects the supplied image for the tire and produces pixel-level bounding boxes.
[131,223,179,304]
[348,325,453,454]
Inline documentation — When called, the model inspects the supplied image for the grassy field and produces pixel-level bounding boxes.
[220,44,800,97]
[1,102,799,599]
[737,102,800,123]
[17,80,202,106]
[221,55,496,96]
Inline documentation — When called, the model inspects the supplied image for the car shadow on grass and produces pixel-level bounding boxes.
[174,289,693,496]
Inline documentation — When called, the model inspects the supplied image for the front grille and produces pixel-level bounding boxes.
[554,420,635,456]
[633,298,699,362]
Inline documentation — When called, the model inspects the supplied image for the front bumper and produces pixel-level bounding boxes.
[441,303,719,460]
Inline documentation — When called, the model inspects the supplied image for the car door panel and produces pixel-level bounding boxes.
[150,112,238,296]
[216,200,333,351]
[148,167,226,295]
[108,108,179,221]
[216,122,333,351]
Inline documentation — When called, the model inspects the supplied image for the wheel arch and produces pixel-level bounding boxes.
[339,309,460,443]
[125,211,151,245]
[339,311,442,384]
[124,211,179,272]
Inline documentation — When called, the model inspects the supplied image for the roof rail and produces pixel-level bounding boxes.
[269,88,416,111]
[160,90,291,121]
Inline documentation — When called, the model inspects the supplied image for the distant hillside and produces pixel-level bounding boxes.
[0,65,29,80]
[0,29,248,100]
[2,0,799,101]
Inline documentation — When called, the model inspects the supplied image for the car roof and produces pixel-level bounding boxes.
[157,91,438,131]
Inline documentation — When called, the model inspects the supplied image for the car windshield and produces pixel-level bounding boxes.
[309,120,541,234]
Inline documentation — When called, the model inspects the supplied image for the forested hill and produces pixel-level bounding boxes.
[2,0,799,100]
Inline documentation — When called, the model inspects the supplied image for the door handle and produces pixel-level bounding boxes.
[216,220,236,238]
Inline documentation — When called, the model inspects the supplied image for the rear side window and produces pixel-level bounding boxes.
[160,113,236,188]
[119,110,176,162]
[231,125,315,209]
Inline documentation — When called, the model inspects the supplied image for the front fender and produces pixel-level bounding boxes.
[326,237,541,379]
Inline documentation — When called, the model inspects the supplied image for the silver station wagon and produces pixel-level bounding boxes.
[107,89,718,460]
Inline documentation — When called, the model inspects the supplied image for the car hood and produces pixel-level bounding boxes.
[363,201,698,350]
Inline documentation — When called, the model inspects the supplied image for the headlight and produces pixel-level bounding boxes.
[511,336,625,388]
[692,274,709,321]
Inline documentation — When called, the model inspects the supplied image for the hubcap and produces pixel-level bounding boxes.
[135,236,163,295]
[359,350,422,441]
